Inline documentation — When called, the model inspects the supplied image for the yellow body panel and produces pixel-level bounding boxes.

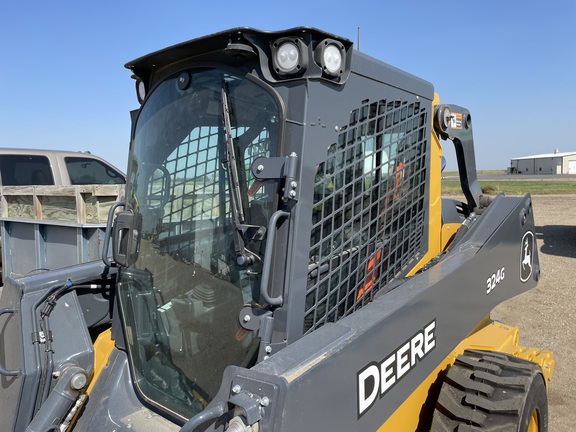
[87,328,115,394]
[407,94,444,277]
[441,223,460,250]
[68,329,115,431]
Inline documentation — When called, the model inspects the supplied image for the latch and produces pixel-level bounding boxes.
[239,305,273,340]
[251,152,299,202]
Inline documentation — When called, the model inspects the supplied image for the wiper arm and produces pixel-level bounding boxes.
[221,83,265,266]
[221,84,245,225]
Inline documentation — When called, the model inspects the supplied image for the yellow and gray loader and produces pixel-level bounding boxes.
[0,27,554,432]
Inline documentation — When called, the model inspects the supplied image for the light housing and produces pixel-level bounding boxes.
[271,38,308,76]
[314,39,346,78]
[135,78,146,104]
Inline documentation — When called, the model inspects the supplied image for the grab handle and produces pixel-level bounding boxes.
[260,210,290,306]
[102,201,126,267]
[0,307,21,376]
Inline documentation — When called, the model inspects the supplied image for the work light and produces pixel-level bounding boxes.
[271,38,307,76]
[276,42,299,72]
[136,79,146,104]
[315,39,345,77]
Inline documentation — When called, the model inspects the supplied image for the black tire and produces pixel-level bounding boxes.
[431,349,548,432]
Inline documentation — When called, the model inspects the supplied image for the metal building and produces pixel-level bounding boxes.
[510,150,576,174]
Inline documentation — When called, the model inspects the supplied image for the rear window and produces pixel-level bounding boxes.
[0,155,55,185]
[65,157,125,185]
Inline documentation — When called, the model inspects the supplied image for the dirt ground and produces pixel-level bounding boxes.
[492,195,576,431]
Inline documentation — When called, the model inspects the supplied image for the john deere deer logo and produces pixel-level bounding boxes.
[520,231,534,283]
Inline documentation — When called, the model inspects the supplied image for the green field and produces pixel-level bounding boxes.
[442,180,576,196]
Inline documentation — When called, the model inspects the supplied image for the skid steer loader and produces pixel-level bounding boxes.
[0,27,554,432]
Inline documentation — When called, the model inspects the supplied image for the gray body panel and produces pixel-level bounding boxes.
[72,347,180,432]
[0,262,108,431]
[263,51,435,349]
[204,194,538,431]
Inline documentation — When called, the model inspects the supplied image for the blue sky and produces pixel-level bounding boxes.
[1,1,574,172]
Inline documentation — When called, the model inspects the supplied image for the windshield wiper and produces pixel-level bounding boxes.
[221,82,266,266]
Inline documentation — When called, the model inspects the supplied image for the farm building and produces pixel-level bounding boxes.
[510,150,576,174]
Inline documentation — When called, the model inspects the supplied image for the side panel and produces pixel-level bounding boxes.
[73,347,179,432]
[216,194,538,431]
[0,263,103,431]
[279,67,435,345]
[0,280,26,432]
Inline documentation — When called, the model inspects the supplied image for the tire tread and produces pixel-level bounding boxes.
[431,350,547,432]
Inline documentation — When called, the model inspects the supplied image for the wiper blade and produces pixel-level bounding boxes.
[221,83,265,266]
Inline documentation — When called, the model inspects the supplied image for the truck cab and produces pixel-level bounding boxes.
[0,148,125,186]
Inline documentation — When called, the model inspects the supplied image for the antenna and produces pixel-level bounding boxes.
[357,27,361,51]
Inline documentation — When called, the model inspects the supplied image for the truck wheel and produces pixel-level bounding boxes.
[431,349,548,432]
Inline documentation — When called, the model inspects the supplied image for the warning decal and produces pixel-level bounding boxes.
[450,113,463,130]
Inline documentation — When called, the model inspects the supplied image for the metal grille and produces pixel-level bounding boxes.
[305,99,429,334]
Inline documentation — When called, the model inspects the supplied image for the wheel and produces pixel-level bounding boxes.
[431,349,548,432]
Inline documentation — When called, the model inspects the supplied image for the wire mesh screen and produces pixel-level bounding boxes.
[158,126,271,239]
[304,98,429,334]
[164,126,222,230]
[147,125,272,300]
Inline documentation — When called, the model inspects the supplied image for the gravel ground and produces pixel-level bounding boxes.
[492,195,576,432]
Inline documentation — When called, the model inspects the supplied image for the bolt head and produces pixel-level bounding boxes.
[232,384,241,394]
[70,372,88,390]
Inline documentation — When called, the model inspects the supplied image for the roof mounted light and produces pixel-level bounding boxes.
[271,38,307,76]
[276,42,299,72]
[315,39,346,78]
